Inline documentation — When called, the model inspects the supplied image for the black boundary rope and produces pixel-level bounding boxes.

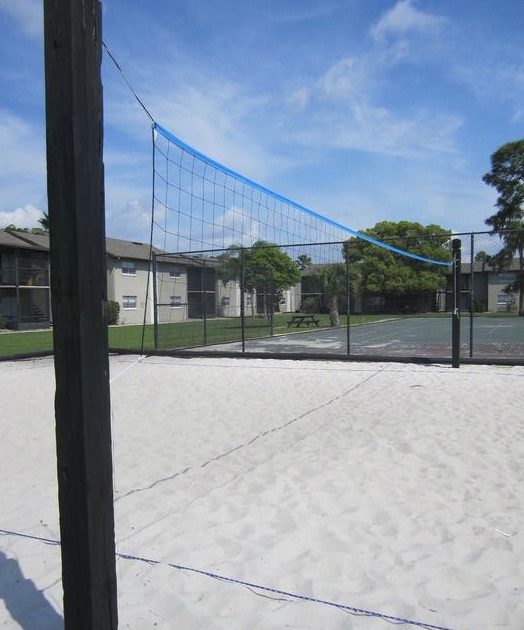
[0,528,466,630]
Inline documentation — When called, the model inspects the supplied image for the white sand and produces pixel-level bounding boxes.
[1,355,523,629]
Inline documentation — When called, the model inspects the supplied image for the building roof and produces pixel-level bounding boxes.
[12,232,50,250]
[0,230,219,268]
[0,230,49,251]
[105,238,224,268]
[0,231,163,261]
[105,237,163,262]
[460,259,521,274]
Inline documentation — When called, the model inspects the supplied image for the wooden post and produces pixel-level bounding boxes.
[44,1,118,628]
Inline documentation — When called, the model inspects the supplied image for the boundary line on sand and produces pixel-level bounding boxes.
[0,527,466,630]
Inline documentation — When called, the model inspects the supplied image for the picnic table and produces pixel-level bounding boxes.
[287,314,320,328]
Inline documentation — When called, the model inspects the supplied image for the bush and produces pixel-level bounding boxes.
[300,296,321,313]
[107,300,120,325]
[473,300,487,313]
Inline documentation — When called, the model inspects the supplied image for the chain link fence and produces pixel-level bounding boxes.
[152,232,523,365]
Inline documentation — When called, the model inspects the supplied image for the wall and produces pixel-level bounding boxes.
[488,271,518,313]
[109,258,152,325]
[155,262,188,323]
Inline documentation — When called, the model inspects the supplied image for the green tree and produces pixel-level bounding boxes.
[244,241,301,317]
[482,139,524,316]
[295,254,312,271]
[474,250,492,272]
[217,242,301,317]
[343,221,452,312]
[4,223,47,235]
[4,224,30,233]
[475,251,490,262]
[217,244,243,285]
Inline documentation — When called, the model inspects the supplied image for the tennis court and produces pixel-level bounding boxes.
[197,316,524,361]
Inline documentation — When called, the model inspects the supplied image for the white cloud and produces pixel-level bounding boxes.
[318,57,374,103]
[104,55,296,185]
[0,110,47,213]
[0,110,45,178]
[286,87,309,111]
[294,104,462,159]
[284,49,462,159]
[370,0,446,43]
[196,206,261,249]
[0,0,43,38]
[0,204,44,229]
[452,55,524,123]
[105,198,152,243]
[267,3,342,24]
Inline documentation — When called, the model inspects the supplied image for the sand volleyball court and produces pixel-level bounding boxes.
[1,355,523,629]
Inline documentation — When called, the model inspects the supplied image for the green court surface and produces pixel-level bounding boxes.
[198,316,524,361]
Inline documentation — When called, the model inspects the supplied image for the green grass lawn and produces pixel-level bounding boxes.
[0,313,401,357]
[0,329,55,356]
[4,311,511,358]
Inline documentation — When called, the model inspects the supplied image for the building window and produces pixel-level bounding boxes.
[497,294,515,305]
[170,295,182,308]
[170,266,182,278]
[496,272,516,284]
[122,261,136,275]
[123,295,137,309]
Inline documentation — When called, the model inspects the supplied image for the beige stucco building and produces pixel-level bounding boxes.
[459,259,522,313]
[0,230,300,329]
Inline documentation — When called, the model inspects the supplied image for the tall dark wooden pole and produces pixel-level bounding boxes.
[44,1,118,628]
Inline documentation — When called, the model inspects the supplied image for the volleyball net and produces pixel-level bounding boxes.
[148,121,458,358]
[151,123,452,266]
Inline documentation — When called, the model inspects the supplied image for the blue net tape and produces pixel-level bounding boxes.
[153,122,452,266]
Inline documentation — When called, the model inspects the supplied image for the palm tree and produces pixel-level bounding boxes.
[314,263,347,326]
[295,254,312,271]
[38,212,50,231]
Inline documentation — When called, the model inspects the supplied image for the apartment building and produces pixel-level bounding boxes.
[1,230,299,329]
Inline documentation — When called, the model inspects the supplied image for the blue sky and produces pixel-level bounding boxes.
[0,0,523,242]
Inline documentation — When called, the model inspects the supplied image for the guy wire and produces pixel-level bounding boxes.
[102,40,155,124]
